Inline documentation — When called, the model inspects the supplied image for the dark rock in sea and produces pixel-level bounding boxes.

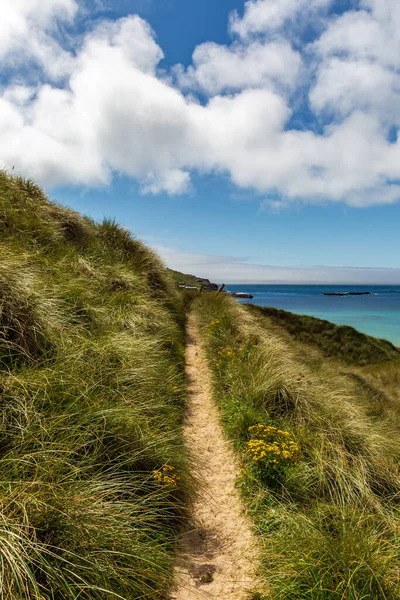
[229,292,254,299]
[322,292,373,297]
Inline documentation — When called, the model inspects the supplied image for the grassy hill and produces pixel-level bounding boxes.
[0,171,190,599]
[193,293,400,599]
[168,269,219,291]
[246,304,400,365]
[168,269,202,288]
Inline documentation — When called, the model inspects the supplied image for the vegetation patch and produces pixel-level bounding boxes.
[194,293,400,599]
[246,425,300,485]
[0,171,191,599]
[247,304,400,365]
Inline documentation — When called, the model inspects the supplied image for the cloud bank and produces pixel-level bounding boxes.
[154,244,400,284]
[1,0,400,206]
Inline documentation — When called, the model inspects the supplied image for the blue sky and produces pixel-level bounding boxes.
[1,0,400,282]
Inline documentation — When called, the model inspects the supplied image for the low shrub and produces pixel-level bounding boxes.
[245,425,300,485]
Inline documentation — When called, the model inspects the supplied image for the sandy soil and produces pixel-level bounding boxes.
[171,314,259,600]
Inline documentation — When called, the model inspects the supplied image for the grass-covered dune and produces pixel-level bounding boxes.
[0,172,190,599]
[194,293,400,599]
[246,304,400,366]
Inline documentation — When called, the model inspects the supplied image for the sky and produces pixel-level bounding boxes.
[1,0,400,283]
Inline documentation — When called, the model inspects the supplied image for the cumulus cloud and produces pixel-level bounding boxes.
[153,244,400,284]
[314,0,400,68]
[0,16,191,188]
[1,0,400,205]
[229,0,330,38]
[175,40,301,95]
[141,169,191,195]
[309,58,399,118]
[0,0,77,79]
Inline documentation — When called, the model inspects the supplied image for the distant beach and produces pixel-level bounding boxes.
[225,284,400,346]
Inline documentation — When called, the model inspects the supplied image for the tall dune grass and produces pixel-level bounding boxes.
[194,293,400,599]
[0,172,190,599]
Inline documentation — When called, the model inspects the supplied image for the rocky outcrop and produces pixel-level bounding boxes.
[229,292,254,299]
[196,278,219,291]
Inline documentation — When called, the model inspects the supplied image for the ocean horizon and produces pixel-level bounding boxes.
[224,284,400,346]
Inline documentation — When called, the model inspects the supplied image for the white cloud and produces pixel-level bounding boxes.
[3,85,37,106]
[362,0,400,47]
[153,243,400,284]
[313,10,390,65]
[176,40,301,95]
[0,0,77,79]
[141,169,191,195]
[229,0,330,38]
[83,15,163,74]
[310,1,400,122]
[309,58,399,119]
[0,16,190,187]
[1,1,400,205]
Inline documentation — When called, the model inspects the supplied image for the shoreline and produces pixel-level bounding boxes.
[223,284,400,346]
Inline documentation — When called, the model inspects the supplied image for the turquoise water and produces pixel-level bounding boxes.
[225,285,400,346]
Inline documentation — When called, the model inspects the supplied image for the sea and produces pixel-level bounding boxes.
[224,285,400,346]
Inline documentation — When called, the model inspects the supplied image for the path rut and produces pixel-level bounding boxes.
[171,314,258,600]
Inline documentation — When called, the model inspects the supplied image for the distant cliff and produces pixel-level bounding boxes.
[168,269,218,290]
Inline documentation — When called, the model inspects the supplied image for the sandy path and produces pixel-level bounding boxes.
[171,314,259,600]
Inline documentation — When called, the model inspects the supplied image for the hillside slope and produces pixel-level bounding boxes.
[0,172,190,599]
[247,304,400,366]
[193,293,400,599]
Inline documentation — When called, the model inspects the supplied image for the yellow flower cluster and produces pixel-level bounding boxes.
[246,425,300,467]
[213,346,235,368]
[168,384,180,393]
[207,319,220,328]
[217,347,234,358]
[248,424,291,439]
[152,464,180,488]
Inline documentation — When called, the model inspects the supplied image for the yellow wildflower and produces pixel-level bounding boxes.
[207,319,220,328]
[246,424,300,470]
[152,464,180,488]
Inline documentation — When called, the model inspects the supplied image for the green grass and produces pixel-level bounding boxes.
[0,171,191,599]
[246,304,400,366]
[168,269,202,289]
[193,293,400,599]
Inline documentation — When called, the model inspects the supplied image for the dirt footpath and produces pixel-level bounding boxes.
[171,314,259,600]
